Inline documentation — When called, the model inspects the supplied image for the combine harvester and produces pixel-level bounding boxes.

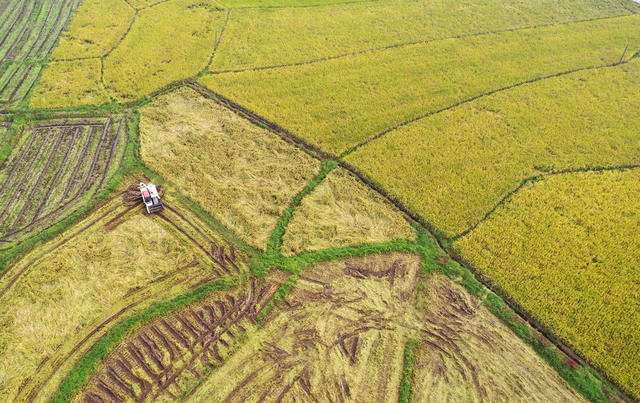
[139,182,163,213]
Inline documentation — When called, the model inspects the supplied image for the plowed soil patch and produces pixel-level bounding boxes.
[0,118,126,246]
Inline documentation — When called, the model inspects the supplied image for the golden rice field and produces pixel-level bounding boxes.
[210,0,633,72]
[346,58,640,237]
[454,169,640,398]
[282,167,415,256]
[200,15,640,155]
[49,0,134,60]
[139,86,318,249]
[1,0,639,401]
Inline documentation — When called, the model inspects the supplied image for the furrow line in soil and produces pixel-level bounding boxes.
[0,128,53,222]
[0,127,37,193]
[33,127,80,219]
[10,127,67,230]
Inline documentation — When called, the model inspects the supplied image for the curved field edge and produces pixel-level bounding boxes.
[52,178,623,403]
[138,86,319,250]
[147,82,634,401]
[281,167,416,256]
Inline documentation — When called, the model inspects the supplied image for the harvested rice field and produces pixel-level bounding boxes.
[0,183,250,401]
[0,117,127,248]
[0,0,82,106]
[139,87,318,250]
[1,0,639,401]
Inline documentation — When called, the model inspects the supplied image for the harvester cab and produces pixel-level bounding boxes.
[139,182,163,214]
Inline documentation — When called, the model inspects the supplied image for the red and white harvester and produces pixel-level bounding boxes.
[139,182,163,214]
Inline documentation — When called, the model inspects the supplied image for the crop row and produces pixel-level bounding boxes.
[0,0,82,106]
[0,117,127,246]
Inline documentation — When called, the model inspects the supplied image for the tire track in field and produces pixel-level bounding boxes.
[10,127,67,230]
[80,273,285,403]
[0,0,31,52]
[0,128,53,222]
[0,127,36,192]
[19,199,239,402]
[33,127,80,219]
[5,0,80,102]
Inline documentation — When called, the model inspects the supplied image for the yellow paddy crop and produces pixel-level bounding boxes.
[454,169,640,399]
[282,168,415,256]
[30,59,110,108]
[50,0,135,60]
[201,15,640,155]
[103,0,225,101]
[211,0,635,72]
[347,59,640,237]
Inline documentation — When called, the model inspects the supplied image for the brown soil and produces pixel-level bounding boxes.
[80,271,289,402]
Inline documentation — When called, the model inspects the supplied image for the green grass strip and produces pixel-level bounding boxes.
[51,273,244,403]
[256,273,298,323]
[264,159,336,259]
[399,338,419,403]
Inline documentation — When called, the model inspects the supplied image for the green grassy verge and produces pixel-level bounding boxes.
[399,338,419,403]
[51,273,243,403]
[47,126,625,403]
[263,159,337,258]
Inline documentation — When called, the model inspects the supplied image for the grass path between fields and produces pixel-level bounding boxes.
[3,72,636,401]
[50,150,625,402]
